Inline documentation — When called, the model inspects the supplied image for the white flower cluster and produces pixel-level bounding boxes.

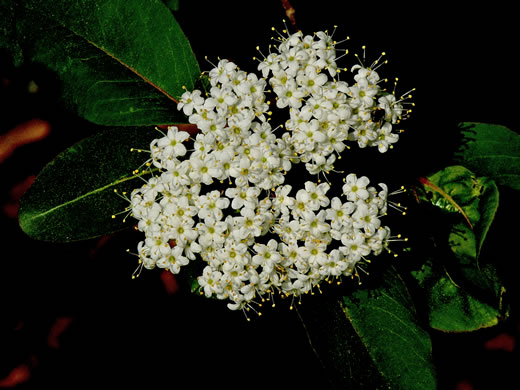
[129,29,408,312]
[256,30,404,166]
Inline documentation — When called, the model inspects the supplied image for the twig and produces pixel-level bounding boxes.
[280,0,299,31]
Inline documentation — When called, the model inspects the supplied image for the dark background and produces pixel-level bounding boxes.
[1,1,518,388]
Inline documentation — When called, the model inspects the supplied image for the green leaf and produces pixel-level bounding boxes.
[454,122,520,191]
[412,260,506,332]
[343,267,437,390]
[296,295,391,389]
[297,267,436,390]
[19,126,158,242]
[1,0,200,126]
[413,166,507,331]
[422,166,499,273]
[162,0,180,11]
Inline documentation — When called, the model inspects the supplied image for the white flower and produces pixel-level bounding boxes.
[273,79,305,109]
[291,190,311,219]
[293,119,327,152]
[340,231,370,262]
[189,154,219,185]
[160,160,191,189]
[137,240,156,269]
[302,181,331,210]
[177,89,204,116]
[348,77,378,108]
[207,85,238,110]
[324,128,347,155]
[349,121,378,148]
[217,239,250,267]
[319,249,347,277]
[212,139,236,166]
[156,127,190,158]
[162,194,197,223]
[136,201,162,233]
[279,46,304,76]
[371,183,389,214]
[183,239,202,260]
[300,210,330,238]
[252,239,281,271]
[168,215,198,245]
[352,203,381,236]
[304,95,333,121]
[198,266,224,298]
[208,59,237,86]
[144,232,172,260]
[228,156,252,188]
[305,154,336,175]
[225,185,260,210]
[315,47,338,77]
[156,246,189,274]
[234,73,267,104]
[296,65,328,94]
[195,110,227,137]
[352,65,380,85]
[191,133,215,159]
[375,122,399,153]
[232,207,263,240]
[258,53,281,78]
[196,190,230,221]
[274,217,303,243]
[272,184,295,215]
[299,239,327,268]
[378,94,403,124]
[343,173,370,201]
[326,197,355,229]
[196,217,228,248]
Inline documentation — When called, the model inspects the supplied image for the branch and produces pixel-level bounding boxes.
[280,0,299,31]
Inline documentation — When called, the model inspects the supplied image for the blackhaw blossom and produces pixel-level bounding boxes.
[128,28,411,315]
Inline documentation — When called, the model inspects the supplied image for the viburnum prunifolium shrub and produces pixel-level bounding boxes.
[128,28,412,314]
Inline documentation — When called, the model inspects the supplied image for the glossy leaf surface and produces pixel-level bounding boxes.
[1,0,199,125]
[19,127,157,241]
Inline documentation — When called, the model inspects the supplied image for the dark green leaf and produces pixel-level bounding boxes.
[162,0,180,11]
[19,126,158,242]
[296,294,391,389]
[1,0,200,125]
[454,122,520,191]
[473,177,499,255]
[412,260,506,332]
[343,267,437,390]
[297,267,436,390]
[413,166,507,331]
[422,166,499,274]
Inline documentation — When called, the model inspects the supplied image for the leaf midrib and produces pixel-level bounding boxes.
[24,169,157,223]
[22,2,179,104]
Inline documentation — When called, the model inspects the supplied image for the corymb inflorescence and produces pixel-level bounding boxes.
[127,27,412,315]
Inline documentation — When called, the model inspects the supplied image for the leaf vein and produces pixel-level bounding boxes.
[26,169,156,222]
